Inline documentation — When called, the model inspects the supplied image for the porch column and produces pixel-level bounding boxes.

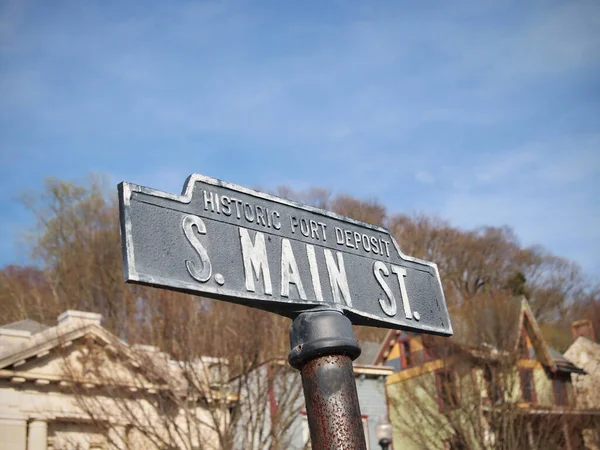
[108,425,127,450]
[0,417,27,450]
[27,420,47,450]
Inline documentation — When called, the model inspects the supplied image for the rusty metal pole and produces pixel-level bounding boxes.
[288,310,366,450]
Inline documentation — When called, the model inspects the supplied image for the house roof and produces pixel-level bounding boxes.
[0,317,127,370]
[1,319,49,334]
[548,347,584,374]
[373,329,408,366]
[0,311,234,405]
[373,296,584,374]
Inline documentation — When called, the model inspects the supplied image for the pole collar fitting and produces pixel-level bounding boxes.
[288,310,361,370]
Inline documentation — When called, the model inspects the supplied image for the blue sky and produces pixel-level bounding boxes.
[1,0,599,277]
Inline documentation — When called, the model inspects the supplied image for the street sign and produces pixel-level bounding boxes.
[118,174,452,336]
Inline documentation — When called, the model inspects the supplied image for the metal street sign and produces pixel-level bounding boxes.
[118,174,452,336]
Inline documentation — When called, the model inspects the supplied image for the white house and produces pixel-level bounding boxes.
[0,311,230,450]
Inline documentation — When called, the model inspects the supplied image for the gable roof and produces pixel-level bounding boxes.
[373,330,407,366]
[514,297,556,370]
[373,297,583,374]
[0,318,132,372]
[548,347,584,373]
[0,311,231,397]
[0,311,170,393]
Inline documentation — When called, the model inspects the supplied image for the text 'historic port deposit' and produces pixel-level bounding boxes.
[118,174,452,335]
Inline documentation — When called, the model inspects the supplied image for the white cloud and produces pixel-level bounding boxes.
[535,136,600,184]
[329,125,352,141]
[440,188,599,272]
[436,134,600,276]
[415,170,435,184]
[475,150,539,184]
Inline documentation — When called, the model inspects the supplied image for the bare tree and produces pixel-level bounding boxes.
[16,174,136,332]
[4,175,599,449]
[56,293,301,450]
[5,175,302,449]
[231,359,304,450]
[387,213,597,325]
[59,330,234,449]
[0,264,54,323]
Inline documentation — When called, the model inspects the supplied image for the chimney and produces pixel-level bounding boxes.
[571,320,596,343]
[58,310,102,327]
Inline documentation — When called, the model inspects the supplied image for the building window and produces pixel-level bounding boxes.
[519,370,536,403]
[552,374,569,406]
[436,369,458,410]
[483,365,503,404]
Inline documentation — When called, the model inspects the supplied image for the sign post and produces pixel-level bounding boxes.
[288,310,365,449]
[118,174,452,449]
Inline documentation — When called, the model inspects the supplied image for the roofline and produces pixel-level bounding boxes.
[373,329,398,366]
[0,328,32,338]
[0,323,131,371]
[516,297,559,372]
[353,364,394,376]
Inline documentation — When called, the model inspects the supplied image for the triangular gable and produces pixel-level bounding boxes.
[373,329,410,366]
[0,324,125,370]
[0,323,169,390]
[514,297,557,372]
[375,298,565,373]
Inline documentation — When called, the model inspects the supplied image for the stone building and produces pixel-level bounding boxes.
[0,311,230,450]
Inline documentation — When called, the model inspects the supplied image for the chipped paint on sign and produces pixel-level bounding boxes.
[118,174,452,335]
